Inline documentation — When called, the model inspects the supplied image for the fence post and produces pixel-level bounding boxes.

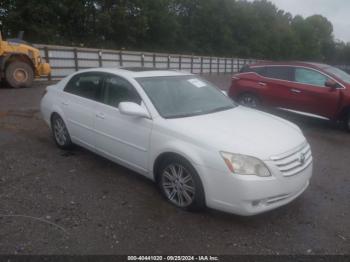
[200,57,203,74]
[190,56,194,73]
[167,55,170,69]
[44,46,51,81]
[237,58,240,73]
[231,58,234,74]
[141,53,145,67]
[217,58,219,75]
[98,50,103,67]
[119,51,123,67]
[224,58,227,74]
[179,55,182,70]
[73,48,79,71]
[153,53,156,68]
[209,56,212,74]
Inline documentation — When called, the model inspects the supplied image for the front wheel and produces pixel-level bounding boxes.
[5,61,34,88]
[157,157,205,211]
[237,93,260,108]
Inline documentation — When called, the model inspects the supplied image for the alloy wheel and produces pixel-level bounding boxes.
[161,164,196,207]
[239,94,259,108]
[53,117,68,146]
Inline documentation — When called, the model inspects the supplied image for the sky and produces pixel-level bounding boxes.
[250,0,350,42]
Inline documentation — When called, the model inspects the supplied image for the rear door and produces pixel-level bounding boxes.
[61,72,104,149]
[285,67,341,118]
[259,66,295,108]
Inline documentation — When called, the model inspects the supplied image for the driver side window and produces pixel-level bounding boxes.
[294,68,328,87]
[103,75,141,108]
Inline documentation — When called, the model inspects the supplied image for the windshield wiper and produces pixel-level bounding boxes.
[165,106,233,119]
[205,105,233,114]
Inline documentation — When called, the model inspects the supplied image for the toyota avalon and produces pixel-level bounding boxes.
[41,68,313,215]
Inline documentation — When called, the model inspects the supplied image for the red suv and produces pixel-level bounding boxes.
[229,62,350,130]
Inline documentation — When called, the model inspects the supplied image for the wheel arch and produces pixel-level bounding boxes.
[49,108,67,129]
[152,150,203,182]
[2,53,35,72]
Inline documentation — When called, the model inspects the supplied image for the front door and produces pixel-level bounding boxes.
[286,67,340,119]
[94,74,153,175]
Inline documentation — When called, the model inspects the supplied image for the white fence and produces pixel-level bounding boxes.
[34,44,263,80]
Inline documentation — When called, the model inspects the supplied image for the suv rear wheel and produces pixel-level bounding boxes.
[346,111,350,132]
[237,93,260,108]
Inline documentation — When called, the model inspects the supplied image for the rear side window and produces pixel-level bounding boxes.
[250,67,265,75]
[103,75,141,108]
[294,68,328,87]
[64,73,103,101]
[240,65,250,73]
[261,66,293,81]
[240,66,264,75]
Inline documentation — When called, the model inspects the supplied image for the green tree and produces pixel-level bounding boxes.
[0,0,348,64]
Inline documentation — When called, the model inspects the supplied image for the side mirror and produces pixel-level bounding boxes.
[325,79,339,89]
[119,102,150,119]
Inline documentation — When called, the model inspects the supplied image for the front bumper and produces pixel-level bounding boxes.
[195,161,313,216]
[36,63,51,77]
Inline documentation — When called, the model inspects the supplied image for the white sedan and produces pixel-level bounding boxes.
[40,68,313,215]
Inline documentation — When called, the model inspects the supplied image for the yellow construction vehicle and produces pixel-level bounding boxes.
[0,21,51,88]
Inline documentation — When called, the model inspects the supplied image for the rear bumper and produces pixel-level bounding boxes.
[195,161,312,216]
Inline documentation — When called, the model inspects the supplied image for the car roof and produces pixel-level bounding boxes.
[73,67,193,78]
[247,61,330,70]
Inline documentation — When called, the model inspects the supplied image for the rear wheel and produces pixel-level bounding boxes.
[346,111,350,132]
[157,156,205,211]
[237,93,260,108]
[5,61,34,88]
[51,114,73,149]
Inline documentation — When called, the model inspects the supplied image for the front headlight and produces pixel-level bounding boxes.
[220,152,271,177]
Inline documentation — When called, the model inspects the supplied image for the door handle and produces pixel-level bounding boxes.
[290,88,301,94]
[96,113,105,119]
[61,102,69,106]
[258,82,266,86]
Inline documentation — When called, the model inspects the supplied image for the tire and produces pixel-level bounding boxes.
[5,61,34,88]
[346,111,350,132]
[157,156,205,211]
[51,114,73,149]
[237,93,260,108]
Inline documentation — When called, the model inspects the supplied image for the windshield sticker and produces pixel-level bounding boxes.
[188,78,206,88]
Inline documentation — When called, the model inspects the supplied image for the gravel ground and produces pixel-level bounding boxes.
[0,76,349,255]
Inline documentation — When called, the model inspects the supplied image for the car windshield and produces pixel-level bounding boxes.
[136,75,236,118]
[323,66,350,84]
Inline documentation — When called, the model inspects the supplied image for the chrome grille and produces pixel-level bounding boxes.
[271,142,312,177]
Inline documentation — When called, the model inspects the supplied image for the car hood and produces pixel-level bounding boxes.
[162,106,306,160]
